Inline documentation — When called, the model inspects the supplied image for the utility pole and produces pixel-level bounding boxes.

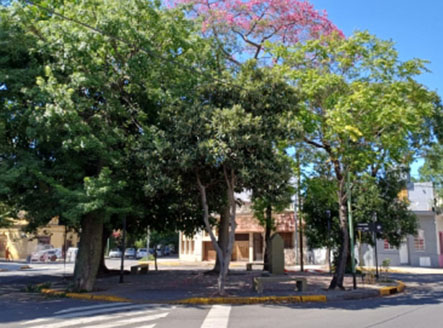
[346,171,357,289]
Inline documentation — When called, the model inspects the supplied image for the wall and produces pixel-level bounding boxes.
[408,214,439,267]
[0,220,79,260]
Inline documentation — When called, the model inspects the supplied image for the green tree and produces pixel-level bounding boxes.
[149,63,297,294]
[0,0,210,291]
[272,31,439,289]
[303,168,417,252]
[418,143,443,203]
[251,151,294,271]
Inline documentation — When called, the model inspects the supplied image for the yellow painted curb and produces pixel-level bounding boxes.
[171,294,326,305]
[379,280,405,296]
[41,289,131,303]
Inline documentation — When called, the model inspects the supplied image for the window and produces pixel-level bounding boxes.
[384,240,395,250]
[414,230,425,251]
[280,232,294,249]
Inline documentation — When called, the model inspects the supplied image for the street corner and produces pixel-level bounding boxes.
[379,280,406,296]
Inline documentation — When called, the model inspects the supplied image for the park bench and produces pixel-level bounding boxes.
[130,263,149,275]
[246,262,264,271]
[253,276,307,294]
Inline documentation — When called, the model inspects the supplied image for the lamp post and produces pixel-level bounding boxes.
[346,171,357,289]
[296,152,304,272]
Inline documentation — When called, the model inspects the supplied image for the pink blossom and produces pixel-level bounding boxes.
[173,0,343,63]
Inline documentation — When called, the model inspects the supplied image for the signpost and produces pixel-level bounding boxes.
[356,220,382,279]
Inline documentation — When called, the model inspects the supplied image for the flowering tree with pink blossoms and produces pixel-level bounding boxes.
[175,0,343,65]
[172,0,342,295]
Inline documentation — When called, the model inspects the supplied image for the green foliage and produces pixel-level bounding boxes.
[303,168,417,249]
[302,177,339,249]
[0,1,212,235]
[271,31,439,173]
[418,143,443,202]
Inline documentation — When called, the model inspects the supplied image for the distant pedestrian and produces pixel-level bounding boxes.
[5,246,11,261]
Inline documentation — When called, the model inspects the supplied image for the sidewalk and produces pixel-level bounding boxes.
[57,263,399,304]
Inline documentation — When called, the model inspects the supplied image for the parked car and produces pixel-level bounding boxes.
[109,248,122,258]
[66,247,78,262]
[136,248,148,259]
[30,248,61,262]
[156,245,163,257]
[125,248,136,259]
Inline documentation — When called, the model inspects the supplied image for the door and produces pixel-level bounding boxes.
[399,242,409,264]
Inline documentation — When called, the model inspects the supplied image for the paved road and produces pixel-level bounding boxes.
[1,273,443,328]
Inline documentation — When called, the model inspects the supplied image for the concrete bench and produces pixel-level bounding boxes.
[246,263,264,271]
[130,263,149,275]
[253,276,307,294]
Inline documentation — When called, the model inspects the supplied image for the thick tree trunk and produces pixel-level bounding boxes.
[263,205,272,271]
[73,213,104,291]
[212,205,230,274]
[329,183,349,290]
[98,226,111,275]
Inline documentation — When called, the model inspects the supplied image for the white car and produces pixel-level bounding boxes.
[31,248,61,262]
[109,249,122,258]
[125,248,136,259]
[136,248,148,259]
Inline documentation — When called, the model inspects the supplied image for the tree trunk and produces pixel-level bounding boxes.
[98,226,111,275]
[154,244,158,271]
[212,204,230,274]
[196,168,237,296]
[329,183,349,290]
[73,213,104,291]
[263,205,272,271]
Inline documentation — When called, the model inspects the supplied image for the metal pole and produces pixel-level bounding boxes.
[347,171,357,289]
[326,210,332,274]
[119,216,126,284]
[373,213,379,279]
[146,226,150,259]
[297,152,304,272]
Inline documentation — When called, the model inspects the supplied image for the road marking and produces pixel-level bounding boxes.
[200,305,231,328]
[54,302,128,314]
[22,306,173,328]
[97,312,168,328]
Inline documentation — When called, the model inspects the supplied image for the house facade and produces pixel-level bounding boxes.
[362,182,443,268]
[0,216,79,260]
[179,200,297,264]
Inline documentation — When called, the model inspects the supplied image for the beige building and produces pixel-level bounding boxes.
[0,217,79,260]
[179,201,297,264]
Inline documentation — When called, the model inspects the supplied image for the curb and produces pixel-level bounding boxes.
[40,281,405,305]
[171,295,326,305]
[41,289,131,303]
[379,280,405,296]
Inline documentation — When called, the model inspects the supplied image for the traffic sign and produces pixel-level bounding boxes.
[356,222,383,233]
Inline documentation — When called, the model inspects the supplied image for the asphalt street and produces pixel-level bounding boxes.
[1,263,443,328]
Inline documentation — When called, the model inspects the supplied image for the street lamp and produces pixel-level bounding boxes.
[346,171,357,289]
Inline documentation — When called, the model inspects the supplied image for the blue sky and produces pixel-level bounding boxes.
[311,0,443,177]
